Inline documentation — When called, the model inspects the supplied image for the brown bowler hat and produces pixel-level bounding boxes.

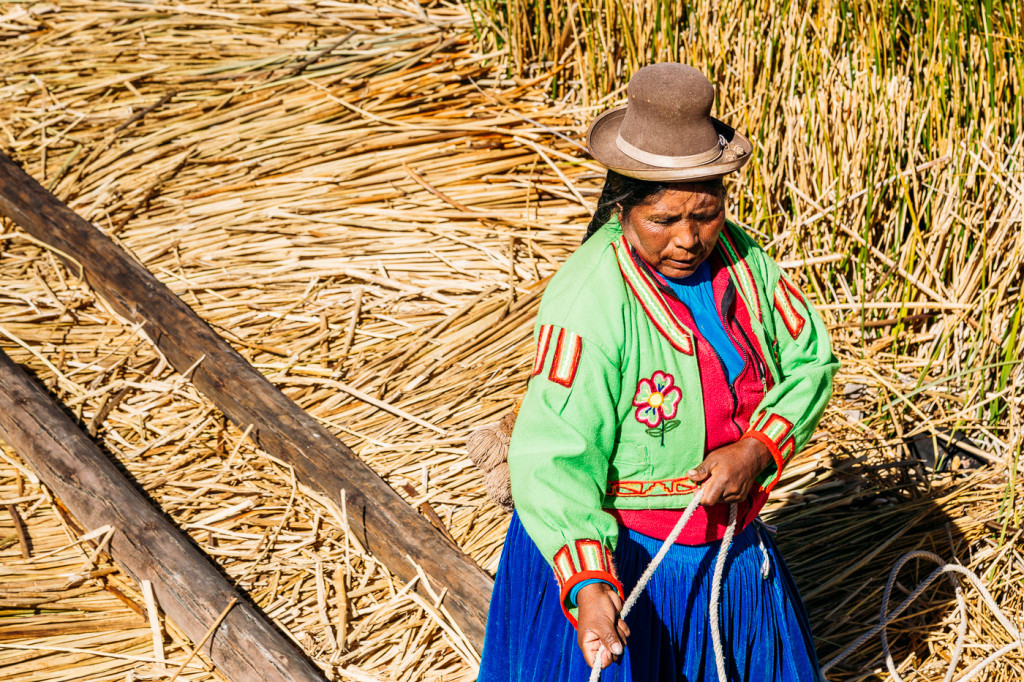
[586,63,753,181]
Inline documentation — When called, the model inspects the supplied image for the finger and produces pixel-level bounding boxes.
[599,647,611,669]
[724,478,755,503]
[585,641,610,669]
[602,630,624,661]
[617,616,631,641]
[715,483,738,503]
[578,633,600,667]
[686,461,710,482]
[722,486,749,503]
[699,479,724,506]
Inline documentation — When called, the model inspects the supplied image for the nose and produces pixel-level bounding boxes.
[670,223,700,252]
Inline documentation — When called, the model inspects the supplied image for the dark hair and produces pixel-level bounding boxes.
[583,171,725,243]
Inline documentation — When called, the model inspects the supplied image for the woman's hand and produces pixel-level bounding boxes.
[576,582,630,669]
[686,438,772,506]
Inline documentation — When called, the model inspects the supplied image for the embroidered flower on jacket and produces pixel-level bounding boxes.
[632,371,682,428]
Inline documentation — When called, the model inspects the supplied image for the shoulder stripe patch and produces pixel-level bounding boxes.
[773,280,806,339]
[782,277,807,305]
[548,328,583,387]
[531,324,554,378]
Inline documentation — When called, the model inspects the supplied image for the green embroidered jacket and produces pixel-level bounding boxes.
[506,218,838,622]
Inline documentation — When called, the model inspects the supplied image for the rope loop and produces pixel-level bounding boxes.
[820,550,1022,681]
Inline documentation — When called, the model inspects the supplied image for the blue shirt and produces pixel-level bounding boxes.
[660,261,745,384]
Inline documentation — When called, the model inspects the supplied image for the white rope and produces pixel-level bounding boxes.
[820,550,1022,681]
[882,554,967,682]
[710,502,739,681]
[752,521,772,578]
[587,490,741,681]
[577,503,1022,682]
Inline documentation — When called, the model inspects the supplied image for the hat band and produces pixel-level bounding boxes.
[615,134,724,168]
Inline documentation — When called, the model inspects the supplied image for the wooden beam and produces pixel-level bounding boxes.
[0,152,492,649]
[0,347,328,681]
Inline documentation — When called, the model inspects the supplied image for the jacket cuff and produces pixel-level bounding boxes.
[553,540,624,627]
[744,413,796,493]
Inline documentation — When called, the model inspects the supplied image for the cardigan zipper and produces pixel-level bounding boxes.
[735,319,769,394]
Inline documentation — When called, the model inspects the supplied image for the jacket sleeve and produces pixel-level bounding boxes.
[744,264,839,492]
[507,323,624,626]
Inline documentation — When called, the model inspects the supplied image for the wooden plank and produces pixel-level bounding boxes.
[0,347,328,682]
[0,152,493,649]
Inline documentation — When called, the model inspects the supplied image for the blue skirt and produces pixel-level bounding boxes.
[479,512,820,681]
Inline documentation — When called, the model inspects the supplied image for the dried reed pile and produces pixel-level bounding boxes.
[0,0,1021,681]
[0,470,218,681]
[0,2,584,679]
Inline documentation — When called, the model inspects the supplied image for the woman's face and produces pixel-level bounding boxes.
[619,182,726,279]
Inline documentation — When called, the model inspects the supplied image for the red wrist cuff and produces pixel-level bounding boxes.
[552,540,622,627]
[744,413,797,493]
[558,570,624,628]
[743,430,785,492]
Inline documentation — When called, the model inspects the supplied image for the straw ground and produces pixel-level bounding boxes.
[1,1,1021,680]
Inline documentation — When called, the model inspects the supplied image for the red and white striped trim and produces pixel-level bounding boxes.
[753,412,794,445]
[548,328,583,387]
[553,542,624,626]
[553,545,577,586]
[611,238,695,355]
[716,228,762,322]
[745,413,796,492]
[773,279,806,339]
[531,324,555,378]
[552,541,617,589]
[782,277,807,304]
[574,539,614,574]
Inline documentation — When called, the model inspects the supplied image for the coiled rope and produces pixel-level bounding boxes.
[585,500,1022,682]
[819,550,1022,681]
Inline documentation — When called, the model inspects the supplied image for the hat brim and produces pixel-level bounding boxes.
[586,105,753,182]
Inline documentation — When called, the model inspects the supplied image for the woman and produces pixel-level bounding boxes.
[478,63,838,681]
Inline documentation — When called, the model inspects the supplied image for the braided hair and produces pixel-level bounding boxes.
[583,171,724,243]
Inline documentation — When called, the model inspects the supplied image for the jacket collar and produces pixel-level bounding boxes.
[715,224,762,323]
[610,222,763,353]
[611,236,695,356]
